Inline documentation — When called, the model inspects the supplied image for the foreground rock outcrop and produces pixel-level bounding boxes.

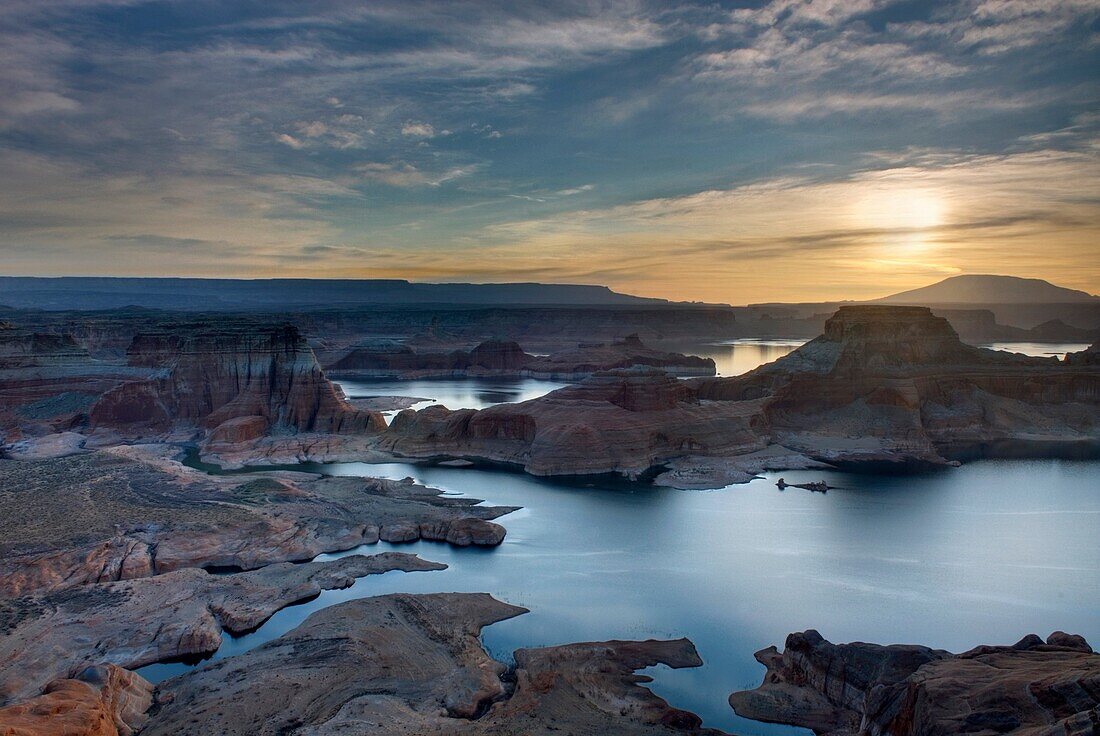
[0,445,511,598]
[0,664,151,736]
[729,629,1099,736]
[380,306,1100,483]
[141,592,724,736]
[0,553,444,705]
[329,334,715,380]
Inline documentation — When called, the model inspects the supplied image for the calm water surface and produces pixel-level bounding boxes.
[979,341,1091,359]
[662,339,806,377]
[336,376,569,417]
[140,459,1100,734]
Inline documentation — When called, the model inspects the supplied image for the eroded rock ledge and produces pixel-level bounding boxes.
[140,592,725,736]
[0,445,512,598]
[0,553,444,705]
[729,629,1099,736]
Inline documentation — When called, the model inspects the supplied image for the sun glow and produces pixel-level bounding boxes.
[852,186,945,260]
[855,187,945,238]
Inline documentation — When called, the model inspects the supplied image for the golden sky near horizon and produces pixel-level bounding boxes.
[2,1,1099,305]
[4,145,1096,304]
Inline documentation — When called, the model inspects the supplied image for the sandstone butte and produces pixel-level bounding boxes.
[379,305,1100,485]
[729,629,1099,736]
[1,319,395,465]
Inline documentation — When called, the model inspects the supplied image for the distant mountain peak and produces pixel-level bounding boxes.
[876,274,1099,305]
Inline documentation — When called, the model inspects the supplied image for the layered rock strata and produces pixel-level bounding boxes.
[0,665,152,736]
[701,306,1100,467]
[729,629,1099,736]
[0,553,444,705]
[85,323,383,463]
[0,326,90,369]
[140,592,724,736]
[0,445,511,598]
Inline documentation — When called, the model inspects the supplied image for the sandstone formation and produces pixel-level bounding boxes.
[86,322,383,459]
[0,320,386,465]
[0,326,89,369]
[140,593,724,736]
[1065,340,1100,366]
[329,338,532,377]
[0,553,444,705]
[524,333,716,378]
[702,305,1100,468]
[380,367,766,478]
[729,629,1099,736]
[0,665,152,736]
[380,306,1099,483]
[0,325,141,444]
[329,334,716,380]
[0,445,512,598]
[471,638,726,735]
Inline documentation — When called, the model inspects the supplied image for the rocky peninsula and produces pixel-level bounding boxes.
[0,445,510,598]
[380,306,1100,485]
[140,592,724,736]
[729,629,1099,735]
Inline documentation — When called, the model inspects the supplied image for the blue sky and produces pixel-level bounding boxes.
[1,0,1098,302]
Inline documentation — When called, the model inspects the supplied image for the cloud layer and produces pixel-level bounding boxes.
[0,0,1097,302]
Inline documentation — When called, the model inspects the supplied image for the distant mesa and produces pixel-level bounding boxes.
[0,276,671,311]
[877,274,1099,305]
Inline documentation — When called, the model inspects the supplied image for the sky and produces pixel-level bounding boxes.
[1,0,1098,304]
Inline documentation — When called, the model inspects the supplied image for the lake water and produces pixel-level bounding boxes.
[139,459,1100,734]
[336,376,570,417]
[979,341,1091,360]
[685,339,1091,377]
[687,339,806,377]
[137,345,1100,734]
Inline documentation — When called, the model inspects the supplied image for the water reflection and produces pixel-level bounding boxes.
[688,339,806,376]
[335,376,570,417]
[979,342,1091,359]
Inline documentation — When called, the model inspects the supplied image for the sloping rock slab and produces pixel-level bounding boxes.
[0,554,443,705]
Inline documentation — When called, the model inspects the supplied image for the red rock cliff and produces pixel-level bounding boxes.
[89,323,382,437]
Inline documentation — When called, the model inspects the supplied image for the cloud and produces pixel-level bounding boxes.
[462,146,1100,302]
[401,121,436,138]
[688,0,1098,120]
[355,161,476,187]
[275,133,305,149]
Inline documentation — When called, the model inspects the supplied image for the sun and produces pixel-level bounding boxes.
[854,187,946,253]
